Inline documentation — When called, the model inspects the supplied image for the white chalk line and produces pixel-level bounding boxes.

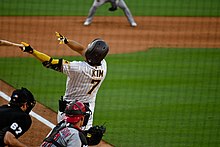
[0,91,55,129]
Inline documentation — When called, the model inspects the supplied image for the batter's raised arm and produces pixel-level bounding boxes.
[55,32,86,57]
[20,42,66,72]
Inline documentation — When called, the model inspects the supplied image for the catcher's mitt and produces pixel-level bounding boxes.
[84,125,106,145]
[108,6,117,11]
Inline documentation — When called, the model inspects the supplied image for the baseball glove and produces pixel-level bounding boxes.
[108,6,117,11]
[84,125,106,145]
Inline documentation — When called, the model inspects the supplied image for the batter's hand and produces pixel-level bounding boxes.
[55,32,68,44]
[20,42,34,54]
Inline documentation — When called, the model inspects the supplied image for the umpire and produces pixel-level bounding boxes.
[0,87,36,147]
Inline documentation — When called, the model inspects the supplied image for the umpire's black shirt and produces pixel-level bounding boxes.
[0,104,32,146]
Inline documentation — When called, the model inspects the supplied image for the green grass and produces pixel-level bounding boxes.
[0,0,220,16]
[0,48,220,146]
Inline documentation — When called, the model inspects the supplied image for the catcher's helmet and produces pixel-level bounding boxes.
[10,87,36,114]
[64,101,91,126]
[85,39,109,66]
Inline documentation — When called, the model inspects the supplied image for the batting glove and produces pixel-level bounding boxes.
[55,32,68,44]
[20,42,33,54]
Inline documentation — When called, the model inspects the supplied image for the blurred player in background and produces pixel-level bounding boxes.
[0,87,36,147]
[84,0,137,27]
[19,32,109,132]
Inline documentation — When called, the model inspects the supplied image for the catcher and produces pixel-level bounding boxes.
[41,101,106,147]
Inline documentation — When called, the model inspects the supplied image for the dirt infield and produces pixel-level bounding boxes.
[0,16,220,146]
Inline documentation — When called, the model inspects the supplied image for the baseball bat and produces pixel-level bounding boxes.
[0,39,24,48]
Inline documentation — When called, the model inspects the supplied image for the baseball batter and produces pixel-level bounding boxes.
[84,0,137,27]
[18,32,109,131]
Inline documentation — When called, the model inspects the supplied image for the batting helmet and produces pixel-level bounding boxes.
[10,87,36,114]
[85,39,109,66]
[64,101,91,126]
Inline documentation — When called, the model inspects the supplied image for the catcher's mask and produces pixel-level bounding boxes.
[10,87,36,114]
[64,101,91,126]
[85,38,109,66]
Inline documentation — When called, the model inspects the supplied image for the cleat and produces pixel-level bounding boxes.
[84,21,91,26]
[131,22,137,27]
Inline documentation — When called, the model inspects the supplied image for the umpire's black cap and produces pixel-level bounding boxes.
[10,87,36,114]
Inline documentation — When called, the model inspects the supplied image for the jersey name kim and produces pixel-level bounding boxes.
[92,69,104,78]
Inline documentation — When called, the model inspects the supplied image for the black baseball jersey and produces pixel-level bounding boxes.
[0,104,32,146]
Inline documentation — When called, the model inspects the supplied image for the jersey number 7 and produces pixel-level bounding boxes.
[87,79,101,94]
